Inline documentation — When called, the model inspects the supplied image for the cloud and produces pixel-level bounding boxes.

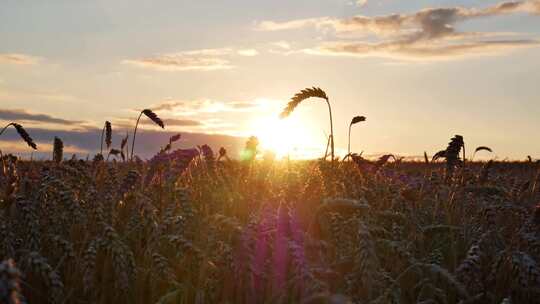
[0,53,40,65]
[272,41,292,50]
[150,99,262,115]
[123,56,233,71]
[309,39,539,60]
[237,49,259,56]
[256,0,540,59]
[0,140,87,156]
[123,48,234,71]
[123,47,259,71]
[110,116,203,134]
[156,118,201,126]
[136,118,201,127]
[356,0,368,8]
[256,17,331,31]
[0,126,246,159]
[0,109,85,125]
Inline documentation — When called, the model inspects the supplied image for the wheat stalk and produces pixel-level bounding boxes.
[100,121,112,155]
[472,146,492,161]
[130,109,165,160]
[0,122,37,150]
[53,137,63,163]
[348,115,366,158]
[280,87,335,162]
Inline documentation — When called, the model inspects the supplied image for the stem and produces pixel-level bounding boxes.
[0,123,14,137]
[323,135,330,160]
[325,98,334,164]
[100,123,105,155]
[124,131,130,161]
[348,123,352,157]
[130,111,144,161]
[462,142,466,164]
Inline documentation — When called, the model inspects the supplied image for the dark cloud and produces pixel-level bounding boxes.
[141,118,202,127]
[0,109,85,125]
[0,126,246,159]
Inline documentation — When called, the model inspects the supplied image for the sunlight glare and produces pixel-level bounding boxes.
[248,115,323,159]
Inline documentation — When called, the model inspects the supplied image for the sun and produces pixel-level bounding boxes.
[248,115,323,159]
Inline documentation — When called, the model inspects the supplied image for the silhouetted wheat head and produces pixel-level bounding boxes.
[105,121,112,148]
[432,150,446,162]
[13,123,37,150]
[100,121,112,155]
[432,135,465,179]
[280,87,336,163]
[475,146,492,153]
[142,109,164,128]
[348,115,367,156]
[280,87,328,119]
[108,148,121,160]
[163,133,181,152]
[53,137,63,163]
[351,116,366,125]
[446,135,464,164]
[0,122,37,150]
[131,108,165,160]
[169,133,181,143]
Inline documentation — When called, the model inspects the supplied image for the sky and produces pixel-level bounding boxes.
[1,0,539,160]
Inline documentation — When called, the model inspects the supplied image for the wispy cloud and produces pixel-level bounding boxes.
[0,109,84,125]
[149,118,201,126]
[356,0,368,8]
[237,49,259,56]
[114,117,203,130]
[123,56,233,71]
[123,47,260,71]
[0,53,40,65]
[256,17,330,31]
[150,99,263,115]
[308,39,539,60]
[256,0,540,60]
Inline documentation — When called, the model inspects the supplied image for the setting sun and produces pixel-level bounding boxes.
[248,114,323,159]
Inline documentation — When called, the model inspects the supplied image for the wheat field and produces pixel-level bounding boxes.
[1,128,540,303]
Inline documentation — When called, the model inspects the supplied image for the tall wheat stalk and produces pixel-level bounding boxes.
[0,122,37,150]
[130,109,164,160]
[100,121,112,155]
[281,87,335,162]
[348,116,366,157]
[53,137,63,163]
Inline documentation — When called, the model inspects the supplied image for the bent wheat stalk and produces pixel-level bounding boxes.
[0,122,37,150]
[281,87,335,162]
[130,109,164,160]
[347,115,366,159]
